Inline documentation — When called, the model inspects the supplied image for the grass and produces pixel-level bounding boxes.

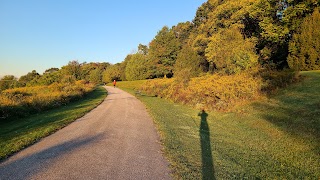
[115,71,320,179]
[0,86,107,160]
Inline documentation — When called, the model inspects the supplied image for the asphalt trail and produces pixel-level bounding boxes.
[0,86,171,180]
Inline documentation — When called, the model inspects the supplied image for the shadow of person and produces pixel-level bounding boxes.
[198,110,215,180]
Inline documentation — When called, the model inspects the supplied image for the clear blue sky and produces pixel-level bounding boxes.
[0,0,206,78]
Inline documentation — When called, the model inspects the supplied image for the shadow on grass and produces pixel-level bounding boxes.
[198,110,216,180]
[252,72,320,154]
[0,134,103,179]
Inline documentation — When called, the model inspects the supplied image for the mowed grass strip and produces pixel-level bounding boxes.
[114,72,320,179]
[0,86,107,160]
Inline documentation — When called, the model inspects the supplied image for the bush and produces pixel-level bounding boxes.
[141,72,263,111]
[140,69,301,111]
[260,69,301,94]
[0,81,95,120]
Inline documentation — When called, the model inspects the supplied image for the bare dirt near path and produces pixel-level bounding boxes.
[0,86,171,180]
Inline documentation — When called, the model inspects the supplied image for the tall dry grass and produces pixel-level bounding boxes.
[0,80,95,120]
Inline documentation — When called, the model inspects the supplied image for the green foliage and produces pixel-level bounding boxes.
[19,70,40,86]
[44,67,59,74]
[174,45,202,81]
[148,26,181,77]
[288,8,320,70]
[125,53,151,81]
[138,44,148,55]
[89,69,102,84]
[0,75,18,91]
[61,60,82,80]
[36,71,62,86]
[205,26,258,74]
[102,63,125,83]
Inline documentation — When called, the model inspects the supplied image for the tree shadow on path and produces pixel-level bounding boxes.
[198,110,216,180]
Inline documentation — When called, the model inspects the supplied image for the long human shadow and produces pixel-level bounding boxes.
[0,134,103,179]
[198,110,215,180]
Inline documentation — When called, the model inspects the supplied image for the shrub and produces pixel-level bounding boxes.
[260,69,301,94]
[0,82,95,120]
[141,72,263,111]
[140,69,301,111]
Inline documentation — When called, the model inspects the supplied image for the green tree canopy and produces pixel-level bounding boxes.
[0,75,18,91]
[102,63,124,83]
[174,44,202,78]
[19,70,40,86]
[148,26,181,77]
[206,26,258,74]
[288,8,320,70]
[125,54,151,81]
[61,60,82,80]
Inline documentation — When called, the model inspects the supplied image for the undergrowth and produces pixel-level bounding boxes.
[0,80,95,120]
[140,70,299,111]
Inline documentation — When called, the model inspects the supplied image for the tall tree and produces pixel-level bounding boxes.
[206,26,258,74]
[288,8,320,70]
[102,63,124,83]
[148,26,181,77]
[174,44,202,78]
[89,69,102,84]
[61,60,82,80]
[125,54,151,81]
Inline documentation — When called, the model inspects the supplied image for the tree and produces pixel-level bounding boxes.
[36,71,62,85]
[18,70,41,86]
[174,45,202,78]
[89,69,102,84]
[138,44,149,55]
[0,75,18,91]
[205,26,258,74]
[192,1,214,27]
[103,64,121,83]
[148,26,181,77]
[288,8,320,70]
[61,60,82,80]
[125,54,151,81]
[44,68,59,74]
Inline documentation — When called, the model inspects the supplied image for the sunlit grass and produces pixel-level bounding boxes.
[115,71,320,179]
[0,86,107,160]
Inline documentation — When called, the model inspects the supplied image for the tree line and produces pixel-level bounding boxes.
[0,61,110,91]
[103,0,320,82]
[1,0,319,91]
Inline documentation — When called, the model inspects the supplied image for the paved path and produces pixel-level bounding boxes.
[0,86,171,180]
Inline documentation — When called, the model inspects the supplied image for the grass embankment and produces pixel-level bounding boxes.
[0,86,107,160]
[115,71,320,179]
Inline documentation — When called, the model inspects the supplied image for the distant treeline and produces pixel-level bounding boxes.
[0,62,109,91]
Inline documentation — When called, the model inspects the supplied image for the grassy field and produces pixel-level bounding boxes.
[115,71,320,179]
[0,86,107,160]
